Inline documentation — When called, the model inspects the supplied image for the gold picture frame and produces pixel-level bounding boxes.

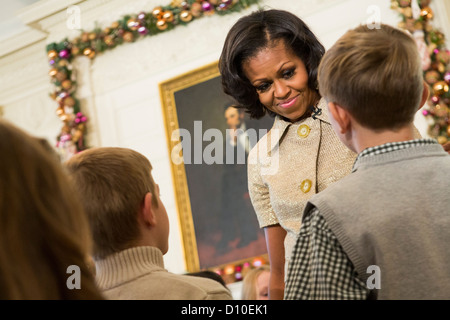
[159,61,271,278]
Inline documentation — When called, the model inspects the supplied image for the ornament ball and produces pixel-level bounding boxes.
[61,79,72,90]
[152,7,164,19]
[47,50,58,60]
[437,136,448,145]
[433,81,450,96]
[127,18,140,31]
[180,10,193,22]
[444,72,450,84]
[420,7,433,20]
[123,31,134,42]
[48,68,58,77]
[156,19,168,31]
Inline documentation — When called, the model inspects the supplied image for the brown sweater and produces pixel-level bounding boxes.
[95,246,233,300]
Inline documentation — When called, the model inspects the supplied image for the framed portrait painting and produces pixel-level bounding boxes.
[159,61,274,277]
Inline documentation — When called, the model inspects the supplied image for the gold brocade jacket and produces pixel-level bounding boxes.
[247,98,356,264]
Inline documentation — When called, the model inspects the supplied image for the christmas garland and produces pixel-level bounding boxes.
[391,0,450,144]
[46,0,260,158]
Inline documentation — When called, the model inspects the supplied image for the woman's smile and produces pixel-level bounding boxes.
[278,95,299,109]
[243,39,319,122]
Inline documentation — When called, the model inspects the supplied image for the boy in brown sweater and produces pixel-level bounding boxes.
[66,147,232,300]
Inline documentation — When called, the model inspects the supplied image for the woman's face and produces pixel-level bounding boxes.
[243,40,319,122]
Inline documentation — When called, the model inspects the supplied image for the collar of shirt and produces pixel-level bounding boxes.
[352,138,438,171]
[267,98,330,152]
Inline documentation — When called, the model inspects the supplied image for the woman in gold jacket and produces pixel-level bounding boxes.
[219,9,358,299]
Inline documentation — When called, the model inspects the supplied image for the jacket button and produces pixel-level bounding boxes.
[297,124,310,138]
[300,179,312,193]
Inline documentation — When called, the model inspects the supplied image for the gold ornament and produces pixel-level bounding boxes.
[55,71,67,82]
[425,70,440,85]
[413,20,423,31]
[156,19,168,31]
[48,68,58,77]
[191,3,203,17]
[433,81,450,96]
[420,0,431,8]
[180,10,193,22]
[61,79,72,90]
[435,103,449,117]
[47,50,58,60]
[127,18,140,31]
[431,62,446,73]
[56,107,64,116]
[420,7,433,20]
[71,46,80,56]
[123,31,134,42]
[171,0,184,7]
[437,136,448,145]
[104,35,115,46]
[436,50,450,64]
[72,129,82,143]
[63,96,76,107]
[88,32,97,40]
[111,21,120,29]
[152,7,164,19]
[447,126,450,136]
[162,11,174,22]
[83,47,96,59]
[58,59,69,67]
[60,114,69,122]
[402,7,412,18]
[81,32,89,42]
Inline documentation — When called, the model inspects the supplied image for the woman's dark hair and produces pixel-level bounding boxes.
[219,9,325,119]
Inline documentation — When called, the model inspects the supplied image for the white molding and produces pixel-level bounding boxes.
[0,28,47,57]
[16,0,84,26]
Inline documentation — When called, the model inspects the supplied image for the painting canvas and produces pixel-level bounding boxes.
[159,62,274,272]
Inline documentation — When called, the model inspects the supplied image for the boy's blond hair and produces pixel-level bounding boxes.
[65,147,158,260]
[318,24,423,130]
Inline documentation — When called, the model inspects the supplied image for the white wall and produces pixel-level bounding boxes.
[0,0,448,275]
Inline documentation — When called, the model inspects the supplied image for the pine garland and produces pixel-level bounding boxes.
[46,0,260,159]
[391,0,450,144]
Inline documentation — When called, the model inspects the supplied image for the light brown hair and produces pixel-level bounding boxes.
[0,120,102,299]
[65,147,157,260]
[318,24,423,130]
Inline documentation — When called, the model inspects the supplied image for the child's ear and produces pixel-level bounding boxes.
[419,81,430,110]
[141,192,156,227]
[328,102,351,134]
